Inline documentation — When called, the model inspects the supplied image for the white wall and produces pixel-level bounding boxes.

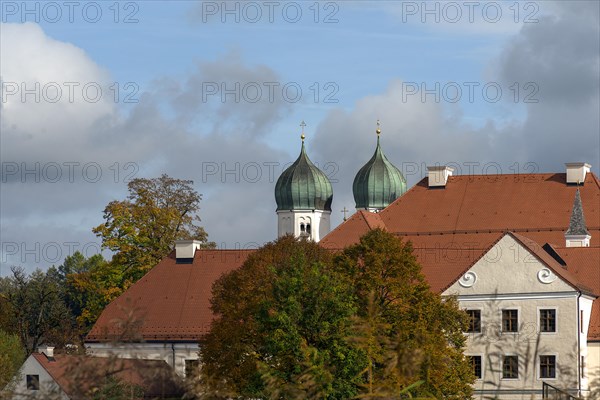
[85,342,199,377]
[10,355,68,400]
[444,235,584,399]
[277,210,331,242]
[587,342,600,399]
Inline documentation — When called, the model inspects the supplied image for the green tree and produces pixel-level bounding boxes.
[198,236,365,399]
[93,174,215,282]
[0,330,25,389]
[0,267,73,354]
[334,229,474,399]
[49,252,110,335]
[196,231,473,400]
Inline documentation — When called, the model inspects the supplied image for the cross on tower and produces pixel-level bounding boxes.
[299,121,307,141]
[341,206,349,221]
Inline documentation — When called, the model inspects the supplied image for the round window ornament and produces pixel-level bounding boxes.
[459,271,477,288]
[538,268,557,284]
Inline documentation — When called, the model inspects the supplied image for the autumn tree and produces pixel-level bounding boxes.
[51,252,111,334]
[71,175,216,329]
[197,236,365,399]
[334,229,474,399]
[94,174,215,282]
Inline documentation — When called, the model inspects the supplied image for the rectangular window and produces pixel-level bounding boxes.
[466,310,481,333]
[540,355,556,379]
[581,356,585,379]
[502,310,519,332]
[581,310,584,333]
[540,309,556,332]
[469,356,482,379]
[502,356,519,379]
[26,375,40,390]
[185,359,199,378]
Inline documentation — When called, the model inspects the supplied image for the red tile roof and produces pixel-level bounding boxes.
[320,210,386,250]
[554,246,600,341]
[89,172,600,342]
[31,352,183,399]
[87,250,254,342]
[321,172,600,340]
[379,173,599,236]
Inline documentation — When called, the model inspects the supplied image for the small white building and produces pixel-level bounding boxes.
[8,346,183,399]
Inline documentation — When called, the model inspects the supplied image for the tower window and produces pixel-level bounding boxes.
[306,224,311,234]
[300,223,305,232]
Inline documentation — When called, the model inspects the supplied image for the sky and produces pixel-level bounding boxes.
[1,1,599,274]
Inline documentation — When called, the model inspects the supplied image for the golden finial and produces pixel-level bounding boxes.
[376,119,381,136]
[300,121,306,141]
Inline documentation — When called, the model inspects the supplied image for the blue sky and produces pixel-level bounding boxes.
[1,1,599,273]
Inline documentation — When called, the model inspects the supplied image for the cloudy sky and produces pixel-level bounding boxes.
[1,1,599,274]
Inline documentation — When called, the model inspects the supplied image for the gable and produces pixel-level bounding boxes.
[444,234,574,296]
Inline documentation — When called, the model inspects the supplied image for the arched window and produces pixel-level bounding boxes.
[306,224,311,235]
[300,223,305,232]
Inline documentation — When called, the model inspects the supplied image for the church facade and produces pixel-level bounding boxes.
[86,125,599,399]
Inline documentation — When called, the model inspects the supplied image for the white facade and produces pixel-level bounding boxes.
[85,341,199,377]
[9,355,68,400]
[444,234,595,399]
[277,209,330,242]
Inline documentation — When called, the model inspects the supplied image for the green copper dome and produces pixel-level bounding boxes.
[353,135,406,210]
[275,142,333,211]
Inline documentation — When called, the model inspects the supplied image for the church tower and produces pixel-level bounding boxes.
[275,123,333,242]
[353,121,406,212]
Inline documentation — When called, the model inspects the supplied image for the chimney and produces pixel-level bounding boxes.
[38,346,55,360]
[565,163,591,185]
[174,240,202,263]
[427,166,454,188]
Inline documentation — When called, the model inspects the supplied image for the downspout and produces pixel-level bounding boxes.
[577,291,581,397]
[171,343,176,369]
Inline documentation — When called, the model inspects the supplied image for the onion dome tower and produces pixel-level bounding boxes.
[275,122,333,241]
[353,121,406,212]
